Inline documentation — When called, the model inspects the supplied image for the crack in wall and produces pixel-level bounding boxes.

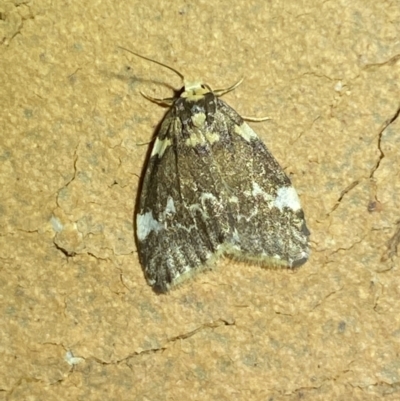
[328,105,400,216]
[370,105,400,179]
[381,220,400,263]
[328,180,360,215]
[83,318,236,366]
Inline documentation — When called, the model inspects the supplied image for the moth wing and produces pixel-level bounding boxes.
[136,112,233,292]
[212,99,310,267]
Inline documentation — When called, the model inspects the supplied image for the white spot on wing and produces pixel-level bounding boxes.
[231,228,241,244]
[186,130,220,147]
[252,182,264,197]
[251,182,273,202]
[229,195,239,203]
[152,137,171,157]
[200,193,217,202]
[191,112,206,128]
[165,196,176,215]
[273,186,301,211]
[235,123,258,142]
[137,211,163,241]
[205,131,220,144]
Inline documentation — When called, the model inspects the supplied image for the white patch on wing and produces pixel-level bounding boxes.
[234,123,258,142]
[273,186,301,211]
[186,131,204,147]
[186,129,220,147]
[200,192,217,202]
[137,211,164,241]
[251,182,273,202]
[152,137,172,157]
[231,228,241,244]
[191,112,206,128]
[251,182,264,197]
[165,196,176,216]
[189,203,202,213]
[205,131,220,144]
[186,193,220,219]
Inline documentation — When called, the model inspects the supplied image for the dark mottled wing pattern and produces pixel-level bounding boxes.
[136,91,309,292]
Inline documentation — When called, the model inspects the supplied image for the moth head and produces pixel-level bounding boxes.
[182,79,244,100]
[181,81,212,100]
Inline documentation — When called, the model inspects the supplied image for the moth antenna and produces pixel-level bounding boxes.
[118,46,185,83]
[213,78,244,96]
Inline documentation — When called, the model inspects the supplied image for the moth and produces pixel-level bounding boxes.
[122,48,310,293]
